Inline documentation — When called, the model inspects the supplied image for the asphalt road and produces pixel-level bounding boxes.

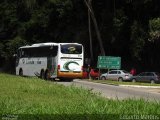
[55,79,160,101]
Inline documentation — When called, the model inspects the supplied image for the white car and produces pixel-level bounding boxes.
[100,70,132,81]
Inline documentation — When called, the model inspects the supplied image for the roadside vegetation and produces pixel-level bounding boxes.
[1,73,160,120]
[85,79,160,86]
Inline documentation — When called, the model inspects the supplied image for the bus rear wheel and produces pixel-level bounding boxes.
[19,69,23,76]
[40,70,45,79]
[45,70,50,80]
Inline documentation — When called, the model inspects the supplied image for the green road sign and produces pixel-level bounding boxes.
[97,56,121,69]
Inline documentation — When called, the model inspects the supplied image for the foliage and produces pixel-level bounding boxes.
[0,43,4,56]
[130,21,146,60]
[149,18,160,41]
[113,9,128,36]
[4,37,27,59]
[0,0,160,71]
[0,1,18,40]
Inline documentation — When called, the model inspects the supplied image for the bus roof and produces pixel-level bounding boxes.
[59,43,82,46]
[19,42,82,49]
[32,42,59,47]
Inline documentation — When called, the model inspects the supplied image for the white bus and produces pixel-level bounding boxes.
[15,42,84,80]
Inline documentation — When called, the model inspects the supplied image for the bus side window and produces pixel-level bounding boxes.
[48,46,58,57]
[21,49,27,57]
[17,49,20,58]
[21,48,30,57]
[32,47,39,57]
[27,48,32,57]
[21,50,25,57]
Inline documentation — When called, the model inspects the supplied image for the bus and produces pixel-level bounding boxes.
[15,42,84,80]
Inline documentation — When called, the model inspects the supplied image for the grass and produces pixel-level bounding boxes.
[1,73,160,120]
[85,79,160,86]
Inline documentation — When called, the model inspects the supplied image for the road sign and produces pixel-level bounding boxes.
[97,56,121,69]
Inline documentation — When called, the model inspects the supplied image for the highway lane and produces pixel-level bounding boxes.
[55,79,160,101]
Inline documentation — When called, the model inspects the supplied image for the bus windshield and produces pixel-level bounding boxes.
[61,44,82,54]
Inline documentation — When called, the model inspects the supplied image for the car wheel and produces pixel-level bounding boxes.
[150,79,155,84]
[132,78,136,83]
[101,76,106,80]
[118,77,123,82]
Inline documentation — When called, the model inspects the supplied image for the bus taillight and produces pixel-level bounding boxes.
[81,66,83,70]
[58,65,60,70]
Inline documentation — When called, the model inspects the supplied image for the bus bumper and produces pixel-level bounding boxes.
[57,71,83,79]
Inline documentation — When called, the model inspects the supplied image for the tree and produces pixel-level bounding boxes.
[130,21,146,61]
[149,17,160,41]
[86,0,93,62]
[0,0,160,72]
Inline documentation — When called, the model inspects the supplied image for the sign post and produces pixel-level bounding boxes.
[97,56,121,80]
[97,56,121,69]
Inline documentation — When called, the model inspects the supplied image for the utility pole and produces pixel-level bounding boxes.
[88,0,93,62]
[84,0,105,56]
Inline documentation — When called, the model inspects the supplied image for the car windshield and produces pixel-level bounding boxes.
[122,70,129,73]
[138,72,146,76]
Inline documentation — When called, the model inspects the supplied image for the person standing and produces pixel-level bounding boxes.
[130,68,136,76]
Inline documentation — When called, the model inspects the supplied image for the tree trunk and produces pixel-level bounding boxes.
[84,0,105,56]
[88,0,94,62]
